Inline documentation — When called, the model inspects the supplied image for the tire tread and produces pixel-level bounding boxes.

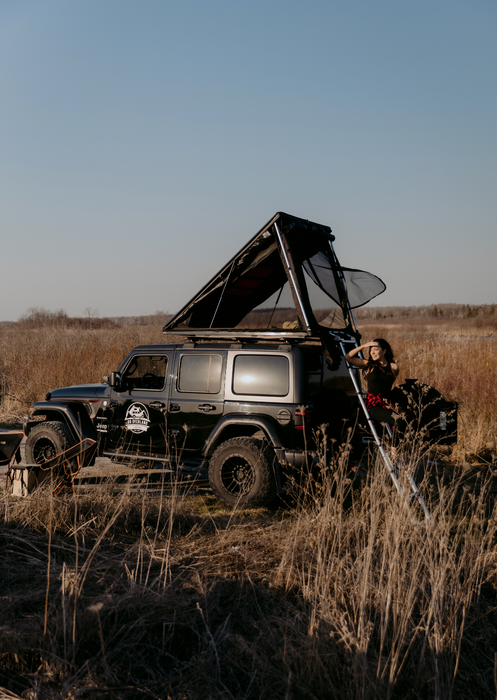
[25,421,75,465]
[208,436,276,507]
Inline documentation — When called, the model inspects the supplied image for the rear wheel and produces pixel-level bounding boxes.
[208,437,276,507]
[25,421,75,465]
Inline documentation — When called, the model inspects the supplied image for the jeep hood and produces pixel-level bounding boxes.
[163,212,385,337]
[49,384,109,400]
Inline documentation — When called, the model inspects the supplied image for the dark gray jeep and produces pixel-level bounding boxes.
[24,337,356,506]
[24,212,456,507]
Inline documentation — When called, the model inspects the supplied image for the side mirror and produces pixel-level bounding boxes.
[108,371,121,389]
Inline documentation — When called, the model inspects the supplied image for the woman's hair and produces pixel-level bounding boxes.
[372,338,395,362]
[365,338,395,375]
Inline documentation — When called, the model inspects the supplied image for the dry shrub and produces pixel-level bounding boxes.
[1,443,497,699]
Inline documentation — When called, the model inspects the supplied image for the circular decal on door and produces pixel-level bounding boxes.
[125,402,150,433]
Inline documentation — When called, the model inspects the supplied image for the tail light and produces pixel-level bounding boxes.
[295,407,313,432]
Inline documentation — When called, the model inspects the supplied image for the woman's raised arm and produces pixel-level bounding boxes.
[344,341,378,368]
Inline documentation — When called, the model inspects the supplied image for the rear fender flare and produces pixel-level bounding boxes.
[203,415,283,458]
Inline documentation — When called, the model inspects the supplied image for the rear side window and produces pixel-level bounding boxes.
[178,354,222,393]
[233,355,289,396]
[304,348,324,399]
[303,347,354,397]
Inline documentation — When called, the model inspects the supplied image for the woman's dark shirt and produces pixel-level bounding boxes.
[366,364,395,397]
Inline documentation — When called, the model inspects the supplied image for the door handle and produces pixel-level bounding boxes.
[150,401,166,410]
[198,403,216,412]
[169,403,181,412]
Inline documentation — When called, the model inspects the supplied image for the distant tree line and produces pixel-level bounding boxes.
[0,303,494,331]
[242,304,496,327]
[353,303,496,321]
[4,307,173,330]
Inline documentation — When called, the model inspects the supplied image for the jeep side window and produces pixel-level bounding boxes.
[177,354,223,393]
[233,355,289,396]
[304,347,354,397]
[304,348,324,399]
[122,355,168,391]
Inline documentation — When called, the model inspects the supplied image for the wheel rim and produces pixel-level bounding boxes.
[33,437,58,464]
[220,453,255,495]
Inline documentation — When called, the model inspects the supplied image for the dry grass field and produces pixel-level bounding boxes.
[0,309,496,699]
[1,308,495,458]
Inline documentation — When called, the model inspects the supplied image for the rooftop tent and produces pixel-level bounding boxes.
[163,212,386,337]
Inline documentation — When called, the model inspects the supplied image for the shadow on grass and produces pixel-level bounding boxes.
[1,448,497,699]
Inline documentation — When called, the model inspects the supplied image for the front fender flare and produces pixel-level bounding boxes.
[24,401,98,442]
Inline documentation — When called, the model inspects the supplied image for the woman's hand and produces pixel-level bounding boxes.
[344,342,371,367]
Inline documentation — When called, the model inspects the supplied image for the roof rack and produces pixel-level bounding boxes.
[162,329,320,343]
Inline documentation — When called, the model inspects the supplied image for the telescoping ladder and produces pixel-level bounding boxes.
[330,332,431,526]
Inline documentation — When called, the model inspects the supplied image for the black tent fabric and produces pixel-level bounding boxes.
[163,212,385,336]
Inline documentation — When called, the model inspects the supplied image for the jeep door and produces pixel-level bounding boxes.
[106,353,171,458]
[167,350,226,457]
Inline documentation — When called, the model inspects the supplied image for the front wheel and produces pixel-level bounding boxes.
[208,437,276,507]
[25,421,75,465]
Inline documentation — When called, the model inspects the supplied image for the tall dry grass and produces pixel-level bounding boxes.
[0,321,176,422]
[1,311,496,697]
[1,315,495,459]
[1,442,497,699]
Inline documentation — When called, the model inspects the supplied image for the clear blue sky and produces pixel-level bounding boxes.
[1,0,496,321]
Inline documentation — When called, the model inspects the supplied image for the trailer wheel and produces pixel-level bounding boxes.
[208,437,276,507]
[25,421,76,465]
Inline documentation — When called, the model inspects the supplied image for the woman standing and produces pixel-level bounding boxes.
[344,338,402,430]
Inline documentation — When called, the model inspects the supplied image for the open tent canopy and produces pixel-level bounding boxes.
[163,212,385,339]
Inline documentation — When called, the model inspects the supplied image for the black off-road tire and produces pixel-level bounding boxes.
[208,437,276,507]
[25,421,76,465]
